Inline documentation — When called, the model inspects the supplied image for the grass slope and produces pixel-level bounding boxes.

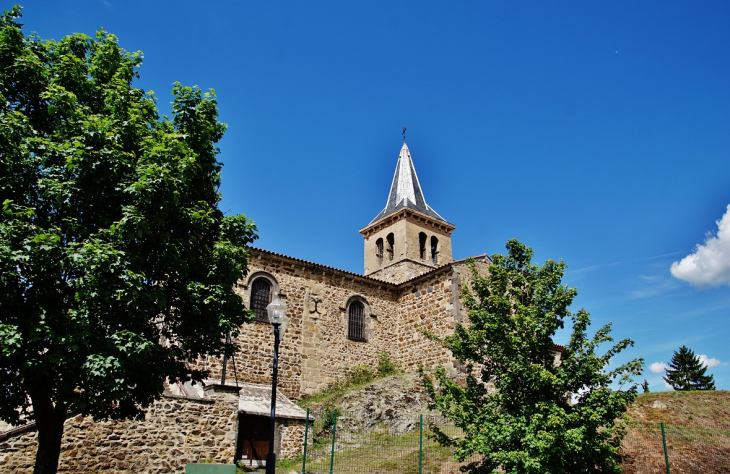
[243,380,730,474]
[627,390,730,425]
[622,390,730,474]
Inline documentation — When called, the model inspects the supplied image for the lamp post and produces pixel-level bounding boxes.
[265,296,289,474]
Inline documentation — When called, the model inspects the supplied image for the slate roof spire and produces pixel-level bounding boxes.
[368,142,448,225]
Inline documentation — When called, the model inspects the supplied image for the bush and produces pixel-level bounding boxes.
[348,363,376,385]
[377,351,399,377]
[320,404,337,431]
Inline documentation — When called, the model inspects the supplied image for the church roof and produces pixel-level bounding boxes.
[368,142,449,226]
[247,246,489,287]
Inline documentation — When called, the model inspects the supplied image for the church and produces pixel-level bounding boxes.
[0,141,491,473]
[206,140,491,400]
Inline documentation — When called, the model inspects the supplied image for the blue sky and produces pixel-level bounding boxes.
[19,1,730,390]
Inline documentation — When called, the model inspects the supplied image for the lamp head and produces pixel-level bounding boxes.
[266,296,289,339]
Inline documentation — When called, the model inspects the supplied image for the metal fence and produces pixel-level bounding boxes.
[296,408,730,474]
[300,408,477,474]
[622,422,730,474]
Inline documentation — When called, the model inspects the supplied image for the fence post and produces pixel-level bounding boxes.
[661,422,670,474]
[419,414,423,474]
[302,408,309,474]
[329,409,338,474]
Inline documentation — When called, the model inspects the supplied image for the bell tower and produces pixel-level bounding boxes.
[359,142,455,284]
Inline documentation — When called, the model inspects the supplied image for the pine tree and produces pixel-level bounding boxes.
[663,346,716,391]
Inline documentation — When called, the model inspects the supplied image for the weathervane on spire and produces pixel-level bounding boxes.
[402,126,407,143]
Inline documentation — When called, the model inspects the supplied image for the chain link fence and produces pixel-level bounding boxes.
[296,407,730,474]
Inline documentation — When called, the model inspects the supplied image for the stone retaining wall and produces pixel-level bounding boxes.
[0,391,273,473]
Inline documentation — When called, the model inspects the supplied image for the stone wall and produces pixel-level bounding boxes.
[0,390,311,473]
[278,418,309,460]
[230,249,404,398]
[207,249,491,399]
[396,258,490,371]
[0,394,238,473]
[368,259,436,285]
[195,249,494,401]
[397,269,459,371]
[360,209,455,281]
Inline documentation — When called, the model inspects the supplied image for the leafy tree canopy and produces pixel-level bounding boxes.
[423,240,644,474]
[663,345,715,391]
[0,6,256,473]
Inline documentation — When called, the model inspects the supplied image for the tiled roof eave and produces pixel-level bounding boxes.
[246,246,489,289]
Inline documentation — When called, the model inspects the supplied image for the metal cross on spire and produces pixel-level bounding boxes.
[402,126,406,142]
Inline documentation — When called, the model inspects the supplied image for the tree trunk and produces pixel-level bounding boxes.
[30,391,67,474]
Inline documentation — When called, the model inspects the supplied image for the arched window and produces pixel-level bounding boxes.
[419,232,427,259]
[348,301,365,341]
[250,278,272,322]
[386,233,395,261]
[431,236,439,264]
[376,238,384,265]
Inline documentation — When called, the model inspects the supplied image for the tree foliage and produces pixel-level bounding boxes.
[423,240,644,474]
[663,345,715,391]
[0,6,256,473]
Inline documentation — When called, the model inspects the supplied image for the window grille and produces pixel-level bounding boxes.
[419,232,427,259]
[431,236,439,264]
[348,301,365,341]
[376,238,384,266]
[386,233,395,261]
[250,279,271,322]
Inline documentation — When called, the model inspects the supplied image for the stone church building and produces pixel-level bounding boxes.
[204,141,490,401]
[0,142,490,473]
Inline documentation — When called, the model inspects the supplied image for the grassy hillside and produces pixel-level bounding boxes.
[622,390,730,474]
[627,389,730,425]
[284,376,730,474]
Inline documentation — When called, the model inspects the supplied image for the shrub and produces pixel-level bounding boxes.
[319,404,338,431]
[348,363,376,385]
[377,351,399,377]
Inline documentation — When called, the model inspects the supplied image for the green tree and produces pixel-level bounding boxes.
[663,346,716,391]
[0,7,256,473]
[423,240,643,474]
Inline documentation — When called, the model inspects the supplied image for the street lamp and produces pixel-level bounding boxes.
[265,296,288,474]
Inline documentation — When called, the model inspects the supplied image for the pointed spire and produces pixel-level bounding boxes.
[368,142,448,226]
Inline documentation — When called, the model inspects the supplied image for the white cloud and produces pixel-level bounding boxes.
[630,274,680,299]
[663,380,674,391]
[698,354,721,368]
[649,362,668,374]
[671,204,730,288]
